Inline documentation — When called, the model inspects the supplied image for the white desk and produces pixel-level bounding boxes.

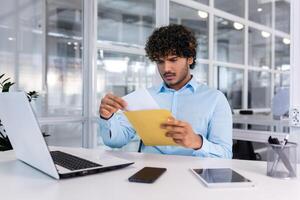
[1,147,300,200]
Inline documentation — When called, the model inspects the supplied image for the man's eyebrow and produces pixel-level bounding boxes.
[156,56,178,61]
[168,56,178,59]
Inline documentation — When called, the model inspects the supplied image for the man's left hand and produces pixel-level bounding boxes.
[161,117,202,149]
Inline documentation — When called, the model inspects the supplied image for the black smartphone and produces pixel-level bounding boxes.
[128,167,167,183]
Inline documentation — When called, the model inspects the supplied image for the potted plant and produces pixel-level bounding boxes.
[0,73,39,151]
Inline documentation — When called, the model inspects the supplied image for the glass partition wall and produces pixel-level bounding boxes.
[0,0,84,147]
[169,0,289,112]
[0,0,290,149]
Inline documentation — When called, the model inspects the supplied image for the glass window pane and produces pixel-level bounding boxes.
[248,71,271,108]
[170,3,209,59]
[0,0,43,93]
[41,0,83,117]
[96,50,156,102]
[214,16,244,64]
[191,63,208,85]
[249,0,272,27]
[248,27,272,68]
[43,123,83,147]
[214,0,245,18]
[275,0,290,33]
[275,36,290,71]
[18,0,43,94]
[275,73,289,94]
[215,66,243,109]
[97,0,155,47]
[0,0,15,78]
[193,0,209,5]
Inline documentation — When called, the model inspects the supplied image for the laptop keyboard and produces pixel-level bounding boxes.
[50,151,102,171]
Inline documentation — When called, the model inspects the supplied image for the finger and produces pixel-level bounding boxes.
[99,108,111,117]
[167,116,175,121]
[173,139,183,145]
[99,106,116,119]
[162,119,185,127]
[103,98,124,110]
[161,124,185,132]
[165,132,184,139]
[101,94,125,109]
[101,104,118,114]
[107,94,127,109]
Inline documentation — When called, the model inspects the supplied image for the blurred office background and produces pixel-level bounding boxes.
[0,0,291,160]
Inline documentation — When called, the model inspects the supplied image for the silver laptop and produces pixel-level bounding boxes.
[0,92,134,179]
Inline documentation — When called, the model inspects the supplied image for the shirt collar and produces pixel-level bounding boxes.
[156,76,198,93]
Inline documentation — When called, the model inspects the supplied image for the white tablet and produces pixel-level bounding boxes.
[191,168,254,188]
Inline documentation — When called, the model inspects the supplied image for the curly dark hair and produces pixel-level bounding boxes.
[145,24,198,69]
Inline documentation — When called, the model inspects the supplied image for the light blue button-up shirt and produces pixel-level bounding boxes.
[99,77,232,158]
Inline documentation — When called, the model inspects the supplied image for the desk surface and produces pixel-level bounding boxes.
[1,147,299,200]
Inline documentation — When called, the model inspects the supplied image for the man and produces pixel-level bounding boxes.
[99,24,232,158]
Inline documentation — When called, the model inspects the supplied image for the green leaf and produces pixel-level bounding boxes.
[2,82,14,92]
[0,145,13,151]
[42,132,50,137]
[0,135,12,151]
[0,131,5,138]
[0,74,5,80]
[0,137,8,145]
[27,91,39,102]
[1,77,10,84]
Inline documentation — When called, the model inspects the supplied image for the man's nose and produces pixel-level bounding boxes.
[163,61,173,72]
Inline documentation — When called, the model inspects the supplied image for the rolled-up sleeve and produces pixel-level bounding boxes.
[98,111,137,148]
[193,93,233,158]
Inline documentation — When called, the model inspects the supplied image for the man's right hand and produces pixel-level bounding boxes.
[99,93,127,120]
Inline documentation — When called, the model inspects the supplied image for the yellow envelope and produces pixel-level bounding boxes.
[124,109,178,146]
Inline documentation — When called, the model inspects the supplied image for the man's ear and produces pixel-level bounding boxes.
[187,57,193,65]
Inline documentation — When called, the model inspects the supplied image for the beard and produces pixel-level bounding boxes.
[160,63,190,88]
